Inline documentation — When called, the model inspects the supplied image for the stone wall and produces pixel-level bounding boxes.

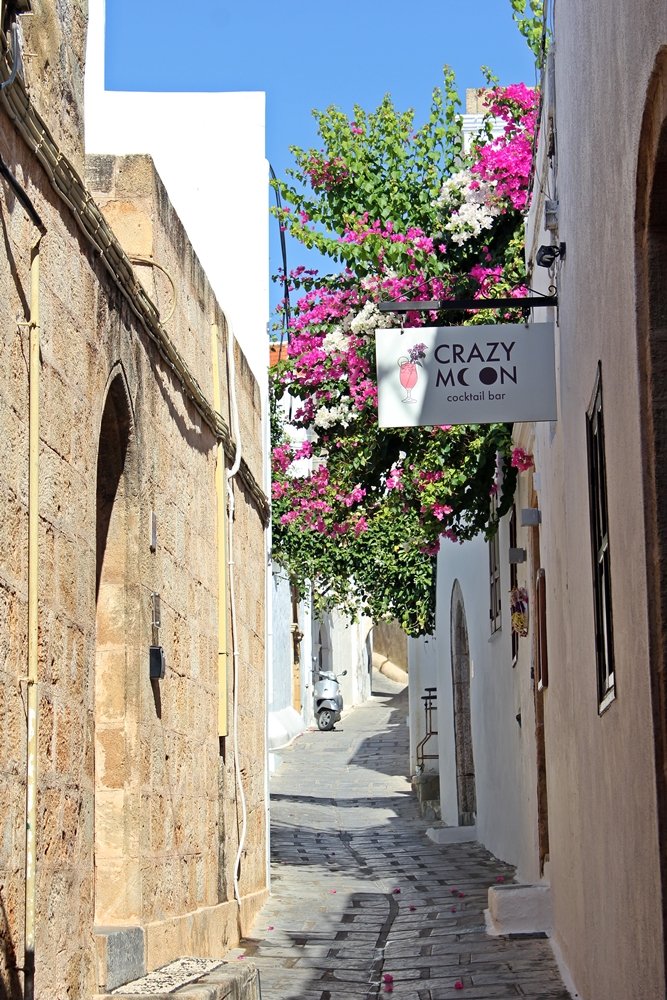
[372,621,408,672]
[0,20,267,999]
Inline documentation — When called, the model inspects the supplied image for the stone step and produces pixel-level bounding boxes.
[93,959,259,1000]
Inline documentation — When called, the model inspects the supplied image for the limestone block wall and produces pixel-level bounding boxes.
[373,621,408,671]
[0,101,267,1000]
[21,0,88,174]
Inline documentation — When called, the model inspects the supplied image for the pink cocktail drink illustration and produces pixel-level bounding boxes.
[399,359,418,403]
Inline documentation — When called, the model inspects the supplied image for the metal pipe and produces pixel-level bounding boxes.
[0,133,45,1000]
[24,231,41,1000]
[210,321,228,738]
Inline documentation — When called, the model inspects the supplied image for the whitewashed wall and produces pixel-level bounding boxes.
[313,610,373,717]
[408,635,439,776]
[85,0,269,390]
[429,522,540,882]
[268,570,308,752]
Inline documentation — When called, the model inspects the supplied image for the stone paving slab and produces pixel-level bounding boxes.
[214,673,571,1000]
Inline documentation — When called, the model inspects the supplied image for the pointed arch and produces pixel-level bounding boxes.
[94,368,141,924]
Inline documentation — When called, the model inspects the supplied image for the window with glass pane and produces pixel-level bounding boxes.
[489,496,501,633]
[586,366,615,709]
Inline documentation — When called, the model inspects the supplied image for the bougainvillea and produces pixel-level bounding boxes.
[270,69,539,635]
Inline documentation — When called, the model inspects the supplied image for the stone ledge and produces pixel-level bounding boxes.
[93,959,260,1000]
[486,882,553,936]
[95,926,145,992]
[426,823,478,844]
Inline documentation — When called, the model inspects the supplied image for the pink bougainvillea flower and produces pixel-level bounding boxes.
[450,888,459,896]
[458,891,466,898]
[409,905,417,912]
[267,925,274,931]
[511,446,534,471]
[450,906,457,913]
[495,875,506,884]
[432,503,453,521]
[382,974,394,984]
[392,887,401,894]
[329,890,337,894]
[454,980,464,990]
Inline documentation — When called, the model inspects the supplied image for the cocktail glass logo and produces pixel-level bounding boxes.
[397,342,427,403]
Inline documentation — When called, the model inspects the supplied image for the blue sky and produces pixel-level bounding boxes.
[105,0,535,319]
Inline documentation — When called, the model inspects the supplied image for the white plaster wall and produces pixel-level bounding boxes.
[270,570,293,713]
[518,7,667,996]
[311,611,372,719]
[267,570,306,751]
[298,592,315,728]
[85,0,268,390]
[330,610,373,710]
[407,635,439,776]
[432,525,539,882]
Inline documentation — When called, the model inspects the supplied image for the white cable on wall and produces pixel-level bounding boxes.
[224,320,247,910]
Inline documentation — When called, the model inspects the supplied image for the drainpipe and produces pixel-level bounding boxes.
[262,378,271,894]
[24,229,42,1000]
[210,320,229,738]
[0,150,46,1000]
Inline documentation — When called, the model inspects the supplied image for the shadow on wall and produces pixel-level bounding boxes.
[372,621,408,672]
[0,891,23,1000]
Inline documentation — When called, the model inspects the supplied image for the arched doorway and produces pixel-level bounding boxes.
[450,582,476,826]
[635,46,667,980]
[94,372,139,924]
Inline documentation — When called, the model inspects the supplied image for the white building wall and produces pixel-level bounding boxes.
[516,7,667,994]
[85,0,269,390]
[330,610,373,711]
[312,611,372,720]
[407,635,439,776]
[268,570,307,753]
[432,522,540,882]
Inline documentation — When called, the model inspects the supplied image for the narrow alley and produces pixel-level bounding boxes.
[228,673,571,1000]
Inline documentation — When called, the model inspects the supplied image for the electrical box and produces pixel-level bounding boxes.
[520,508,542,527]
[149,645,165,680]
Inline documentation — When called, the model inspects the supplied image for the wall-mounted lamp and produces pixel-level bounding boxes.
[536,242,566,268]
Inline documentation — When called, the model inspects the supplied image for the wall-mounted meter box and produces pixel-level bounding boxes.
[149,645,165,680]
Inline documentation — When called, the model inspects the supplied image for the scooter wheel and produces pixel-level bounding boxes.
[317,709,335,731]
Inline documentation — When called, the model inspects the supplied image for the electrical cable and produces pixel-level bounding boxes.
[0,22,21,93]
[224,319,248,912]
[0,151,43,229]
[128,255,177,324]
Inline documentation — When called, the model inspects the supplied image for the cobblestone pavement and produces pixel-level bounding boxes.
[227,673,571,1000]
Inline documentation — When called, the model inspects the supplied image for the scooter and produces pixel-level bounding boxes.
[313,669,347,731]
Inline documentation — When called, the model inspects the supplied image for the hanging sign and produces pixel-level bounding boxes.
[375,322,556,427]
